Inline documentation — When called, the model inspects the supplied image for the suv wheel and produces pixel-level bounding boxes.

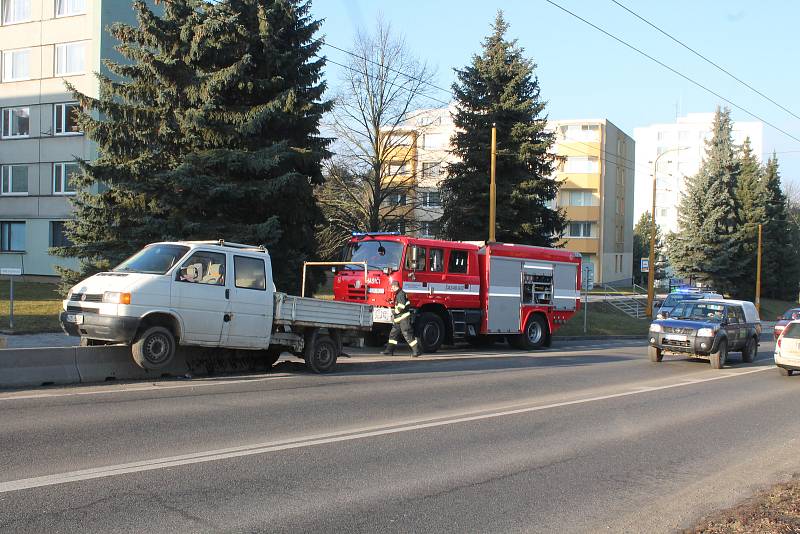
[648,345,663,363]
[741,337,757,363]
[710,339,727,369]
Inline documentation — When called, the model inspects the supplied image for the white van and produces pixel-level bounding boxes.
[60,241,373,373]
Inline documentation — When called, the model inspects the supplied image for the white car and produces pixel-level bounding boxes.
[775,319,800,376]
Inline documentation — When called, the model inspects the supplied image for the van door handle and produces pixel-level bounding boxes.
[225,289,230,299]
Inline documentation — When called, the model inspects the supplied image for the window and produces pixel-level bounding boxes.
[0,221,25,252]
[568,222,593,238]
[616,167,625,186]
[1,165,28,195]
[615,224,624,244]
[659,208,668,217]
[559,124,599,142]
[448,250,468,274]
[419,221,440,238]
[2,107,29,137]
[55,42,86,75]
[234,256,266,290]
[422,133,444,149]
[388,134,412,146]
[2,49,30,81]
[386,192,406,206]
[564,156,598,174]
[2,0,30,24]
[386,163,408,176]
[615,197,624,215]
[405,245,426,271]
[176,251,226,285]
[55,0,86,17]
[54,102,81,134]
[421,190,441,207]
[53,162,79,194]
[566,190,596,206]
[421,162,441,178]
[391,219,405,234]
[429,248,444,272]
[50,221,72,247]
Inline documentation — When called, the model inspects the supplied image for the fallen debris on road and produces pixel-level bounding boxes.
[687,476,800,533]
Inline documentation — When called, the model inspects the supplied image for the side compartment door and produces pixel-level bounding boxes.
[553,263,579,311]
[171,250,227,344]
[487,257,521,333]
[225,255,271,349]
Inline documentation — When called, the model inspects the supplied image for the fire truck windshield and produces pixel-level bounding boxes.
[344,240,403,270]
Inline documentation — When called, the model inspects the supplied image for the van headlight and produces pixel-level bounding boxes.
[103,292,131,304]
[649,323,662,333]
[697,328,715,337]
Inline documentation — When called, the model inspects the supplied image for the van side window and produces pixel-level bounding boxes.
[429,249,444,272]
[234,256,267,290]
[176,251,226,286]
[448,250,468,274]
[405,245,427,271]
[729,306,744,324]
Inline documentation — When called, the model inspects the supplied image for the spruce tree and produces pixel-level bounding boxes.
[760,155,800,300]
[440,12,564,245]
[732,137,764,298]
[53,0,330,294]
[668,107,741,293]
[632,212,663,286]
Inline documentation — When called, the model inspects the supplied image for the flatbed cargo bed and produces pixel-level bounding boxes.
[273,293,373,330]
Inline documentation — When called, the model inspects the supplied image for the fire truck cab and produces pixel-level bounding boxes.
[333,234,582,353]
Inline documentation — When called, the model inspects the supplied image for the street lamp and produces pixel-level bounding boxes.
[646,146,688,318]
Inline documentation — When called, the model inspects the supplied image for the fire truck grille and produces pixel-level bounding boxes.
[346,286,367,301]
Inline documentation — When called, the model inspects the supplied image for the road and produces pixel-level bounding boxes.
[0,339,797,533]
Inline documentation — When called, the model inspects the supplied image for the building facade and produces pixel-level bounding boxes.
[0,0,138,277]
[633,112,764,234]
[550,119,635,285]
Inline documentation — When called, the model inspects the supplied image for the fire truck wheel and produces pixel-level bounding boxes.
[514,314,549,350]
[416,312,445,353]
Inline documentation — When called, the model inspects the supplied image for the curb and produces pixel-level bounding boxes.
[553,335,645,341]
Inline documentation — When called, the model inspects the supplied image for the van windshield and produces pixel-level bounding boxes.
[114,244,190,275]
[344,241,403,270]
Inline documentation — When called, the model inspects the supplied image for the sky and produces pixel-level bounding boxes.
[311,0,800,185]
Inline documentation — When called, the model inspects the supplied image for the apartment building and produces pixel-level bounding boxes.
[0,0,138,277]
[383,106,458,238]
[633,112,763,234]
[550,119,635,285]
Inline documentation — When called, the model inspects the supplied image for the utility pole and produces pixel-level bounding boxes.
[646,146,687,318]
[489,124,497,242]
[756,223,762,314]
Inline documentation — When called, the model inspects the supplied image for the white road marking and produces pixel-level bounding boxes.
[0,374,295,402]
[0,366,771,494]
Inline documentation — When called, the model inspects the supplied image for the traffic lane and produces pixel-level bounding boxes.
[0,341,773,482]
[0,365,794,533]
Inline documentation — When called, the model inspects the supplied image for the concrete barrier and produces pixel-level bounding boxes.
[74,346,191,383]
[0,347,81,388]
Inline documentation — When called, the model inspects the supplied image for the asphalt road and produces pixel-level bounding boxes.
[0,339,797,533]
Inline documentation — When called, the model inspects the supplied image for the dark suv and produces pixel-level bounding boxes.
[647,299,761,369]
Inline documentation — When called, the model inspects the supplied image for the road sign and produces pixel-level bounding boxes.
[640,258,650,273]
[0,268,21,276]
[582,262,595,291]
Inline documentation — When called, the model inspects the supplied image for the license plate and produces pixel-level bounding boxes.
[664,334,687,342]
[66,313,84,325]
[372,307,393,324]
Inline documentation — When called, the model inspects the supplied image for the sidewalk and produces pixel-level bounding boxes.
[1,333,78,349]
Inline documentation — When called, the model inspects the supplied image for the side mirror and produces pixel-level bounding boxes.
[654,300,663,308]
[331,266,338,274]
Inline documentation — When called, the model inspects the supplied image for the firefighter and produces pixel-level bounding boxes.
[382,280,422,357]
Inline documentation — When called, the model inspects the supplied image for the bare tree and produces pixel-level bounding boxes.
[316,19,444,258]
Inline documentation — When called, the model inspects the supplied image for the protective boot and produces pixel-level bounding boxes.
[382,344,395,356]
[411,339,422,357]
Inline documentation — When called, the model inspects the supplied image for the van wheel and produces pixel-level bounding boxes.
[710,339,727,369]
[741,337,757,363]
[512,314,549,350]
[415,312,445,353]
[648,346,663,362]
[306,335,338,373]
[132,326,176,370]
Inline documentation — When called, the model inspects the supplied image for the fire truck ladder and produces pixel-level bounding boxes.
[450,310,468,338]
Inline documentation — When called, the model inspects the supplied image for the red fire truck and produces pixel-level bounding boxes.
[333,233,582,353]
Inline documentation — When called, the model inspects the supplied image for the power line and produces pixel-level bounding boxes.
[543,0,800,146]
[610,0,800,122]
